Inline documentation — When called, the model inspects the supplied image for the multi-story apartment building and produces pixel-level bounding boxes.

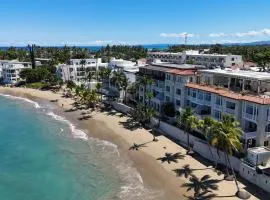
[0,60,32,84]
[147,50,243,69]
[138,62,270,149]
[138,62,204,113]
[56,58,108,84]
[186,68,270,148]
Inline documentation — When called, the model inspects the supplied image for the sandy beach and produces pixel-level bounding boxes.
[0,87,266,200]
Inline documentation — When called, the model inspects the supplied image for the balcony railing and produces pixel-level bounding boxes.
[242,112,257,121]
[225,107,235,115]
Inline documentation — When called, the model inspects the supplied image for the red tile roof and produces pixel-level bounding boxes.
[186,82,270,105]
[140,65,196,76]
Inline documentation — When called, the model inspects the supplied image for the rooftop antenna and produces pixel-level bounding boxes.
[184,33,188,45]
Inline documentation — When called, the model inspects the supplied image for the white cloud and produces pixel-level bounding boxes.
[209,33,228,37]
[160,32,195,38]
[208,28,270,38]
[94,40,113,44]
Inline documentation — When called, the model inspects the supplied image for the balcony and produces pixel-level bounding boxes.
[242,112,257,121]
[214,104,222,110]
[225,107,235,115]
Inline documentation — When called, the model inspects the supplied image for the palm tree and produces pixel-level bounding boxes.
[178,107,199,154]
[95,82,103,101]
[112,70,127,101]
[121,75,129,103]
[182,174,219,198]
[138,75,152,105]
[210,115,250,199]
[198,117,217,166]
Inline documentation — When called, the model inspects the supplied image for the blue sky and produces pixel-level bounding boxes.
[1,0,270,46]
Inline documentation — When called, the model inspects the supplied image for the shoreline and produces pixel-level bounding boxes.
[0,87,185,200]
[0,87,262,200]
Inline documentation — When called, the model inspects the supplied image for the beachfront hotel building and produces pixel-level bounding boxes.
[56,58,108,84]
[147,50,243,69]
[138,62,270,149]
[0,60,32,84]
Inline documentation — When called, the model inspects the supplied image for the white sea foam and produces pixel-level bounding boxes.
[46,111,88,140]
[1,93,163,199]
[0,93,41,108]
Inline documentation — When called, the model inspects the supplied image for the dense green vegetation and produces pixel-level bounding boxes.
[95,45,147,62]
[19,66,59,88]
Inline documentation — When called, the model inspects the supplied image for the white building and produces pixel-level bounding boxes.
[56,58,108,84]
[0,60,32,84]
[109,58,145,83]
[138,63,270,149]
[147,50,243,69]
[240,147,270,193]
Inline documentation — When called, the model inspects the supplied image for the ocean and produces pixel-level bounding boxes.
[0,94,161,200]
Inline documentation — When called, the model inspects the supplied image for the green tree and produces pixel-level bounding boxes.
[178,107,199,154]
[210,115,248,198]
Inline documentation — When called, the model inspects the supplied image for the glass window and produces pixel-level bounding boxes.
[216,96,222,105]
[226,101,235,110]
[176,88,181,95]
[166,86,170,92]
[166,74,171,80]
[245,105,254,115]
[198,91,203,100]
[165,96,170,102]
[204,93,211,101]
[214,110,221,120]
[176,99,181,106]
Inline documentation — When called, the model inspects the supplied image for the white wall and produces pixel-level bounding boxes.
[239,164,270,193]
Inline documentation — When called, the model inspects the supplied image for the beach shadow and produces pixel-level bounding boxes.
[184,192,216,200]
[129,140,154,151]
[157,152,185,164]
[78,115,92,121]
[173,164,215,179]
[50,99,58,103]
[64,108,78,112]
[119,118,141,131]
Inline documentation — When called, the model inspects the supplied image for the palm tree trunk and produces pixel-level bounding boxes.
[224,151,230,177]
[226,153,240,192]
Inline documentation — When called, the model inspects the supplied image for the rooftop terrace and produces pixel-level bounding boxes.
[186,82,270,105]
[201,69,270,81]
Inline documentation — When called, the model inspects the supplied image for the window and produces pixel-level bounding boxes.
[176,76,182,82]
[231,57,235,61]
[204,93,211,101]
[176,99,181,106]
[165,96,170,102]
[214,110,221,120]
[166,86,170,92]
[191,89,196,98]
[166,74,171,80]
[226,101,235,110]
[215,96,222,105]
[198,91,203,100]
[246,105,254,115]
[176,89,181,95]
[264,140,269,147]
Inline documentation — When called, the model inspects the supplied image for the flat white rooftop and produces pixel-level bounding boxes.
[201,68,270,81]
[248,147,270,154]
[152,62,205,69]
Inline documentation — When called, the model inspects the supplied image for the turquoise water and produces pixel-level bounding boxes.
[0,95,159,200]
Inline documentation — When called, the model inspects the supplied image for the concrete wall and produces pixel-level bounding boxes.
[110,102,133,114]
[150,117,241,171]
[239,164,270,193]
